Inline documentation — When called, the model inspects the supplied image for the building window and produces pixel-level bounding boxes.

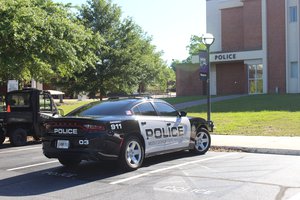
[289,6,297,23]
[291,62,299,78]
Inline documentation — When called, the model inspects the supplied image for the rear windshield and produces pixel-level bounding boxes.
[7,93,30,108]
[67,101,131,116]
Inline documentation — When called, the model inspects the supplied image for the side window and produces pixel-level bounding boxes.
[155,102,178,117]
[40,94,52,112]
[132,106,141,115]
[133,102,157,116]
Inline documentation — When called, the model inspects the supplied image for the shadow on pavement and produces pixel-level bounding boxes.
[0,150,200,197]
[0,161,121,197]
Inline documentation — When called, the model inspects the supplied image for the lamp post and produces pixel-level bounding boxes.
[201,33,215,124]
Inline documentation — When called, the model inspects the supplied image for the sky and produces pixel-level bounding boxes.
[53,0,206,64]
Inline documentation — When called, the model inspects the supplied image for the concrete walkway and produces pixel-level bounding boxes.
[211,135,300,156]
[174,94,247,110]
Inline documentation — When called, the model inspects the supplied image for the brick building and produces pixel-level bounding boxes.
[176,0,300,96]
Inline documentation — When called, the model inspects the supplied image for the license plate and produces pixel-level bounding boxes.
[56,140,70,149]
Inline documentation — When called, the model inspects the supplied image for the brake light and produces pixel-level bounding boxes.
[83,124,106,132]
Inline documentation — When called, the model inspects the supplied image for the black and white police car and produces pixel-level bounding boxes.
[42,98,212,171]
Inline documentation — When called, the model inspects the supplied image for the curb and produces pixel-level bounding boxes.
[211,145,300,156]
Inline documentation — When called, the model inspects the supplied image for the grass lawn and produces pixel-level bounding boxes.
[161,95,208,104]
[55,94,300,136]
[184,94,300,136]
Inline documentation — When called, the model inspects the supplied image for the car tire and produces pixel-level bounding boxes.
[191,128,211,155]
[58,158,81,167]
[119,136,144,171]
[9,128,27,146]
[0,129,5,145]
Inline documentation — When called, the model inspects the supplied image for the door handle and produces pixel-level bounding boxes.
[141,122,146,125]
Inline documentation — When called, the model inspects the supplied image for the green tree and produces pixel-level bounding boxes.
[0,0,102,83]
[79,0,123,98]
[187,35,206,55]
[77,0,174,98]
[181,35,206,63]
[170,59,181,71]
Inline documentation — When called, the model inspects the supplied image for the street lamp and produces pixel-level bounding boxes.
[202,33,215,125]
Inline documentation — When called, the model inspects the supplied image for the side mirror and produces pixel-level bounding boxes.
[179,111,187,117]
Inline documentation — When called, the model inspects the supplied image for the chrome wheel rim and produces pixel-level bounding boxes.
[126,140,142,168]
[195,131,209,152]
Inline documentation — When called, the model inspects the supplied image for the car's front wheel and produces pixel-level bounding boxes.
[191,128,211,155]
[119,136,144,171]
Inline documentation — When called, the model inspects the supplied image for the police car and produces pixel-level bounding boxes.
[42,98,212,171]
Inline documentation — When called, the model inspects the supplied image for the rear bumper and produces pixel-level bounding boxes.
[43,148,119,161]
[42,133,123,161]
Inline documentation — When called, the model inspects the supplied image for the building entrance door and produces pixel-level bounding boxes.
[248,64,263,94]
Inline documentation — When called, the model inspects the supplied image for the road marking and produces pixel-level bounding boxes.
[7,160,59,171]
[0,146,41,154]
[110,153,237,185]
[156,185,215,195]
[43,171,77,178]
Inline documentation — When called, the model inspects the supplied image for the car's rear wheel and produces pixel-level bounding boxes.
[58,158,81,167]
[191,128,211,155]
[119,136,144,171]
[9,128,27,146]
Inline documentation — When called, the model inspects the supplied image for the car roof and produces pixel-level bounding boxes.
[66,97,171,117]
[107,97,167,106]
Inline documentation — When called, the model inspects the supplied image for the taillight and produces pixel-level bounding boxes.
[83,124,106,132]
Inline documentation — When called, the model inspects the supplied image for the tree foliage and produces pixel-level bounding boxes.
[72,0,174,98]
[0,0,102,83]
[0,0,175,96]
[186,35,206,55]
[178,35,207,64]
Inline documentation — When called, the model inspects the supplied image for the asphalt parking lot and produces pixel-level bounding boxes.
[1,143,300,200]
